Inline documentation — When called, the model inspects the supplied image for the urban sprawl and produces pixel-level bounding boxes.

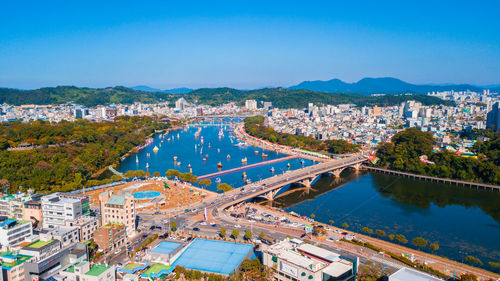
[0,89,498,281]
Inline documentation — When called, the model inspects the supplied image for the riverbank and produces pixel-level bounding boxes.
[234,127,500,279]
[114,125,183,169]
[234,123,329,162]
[243,203,500,280]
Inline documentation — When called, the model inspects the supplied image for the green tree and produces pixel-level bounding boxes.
[153,171,160,177]
[310,213,316,218]
[375,229,386,237]
[217,183,233,192]
[258,232,265,239]
[220,227,226,238]
[165,169,180,178]
[341,222,349,229]
[459,273,478,281]
[429,242,439,252]
[412,237,428,248]
[269,134,277,143]
[198,179,211,187]
[171,220,177,232]
[464,256,483,266]
[244,229,252,240]
[329,220,334,225]
[395,234,408,244]
[388,234,395,241]
[231,229,239,240]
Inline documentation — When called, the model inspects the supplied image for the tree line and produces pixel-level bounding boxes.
[375,128,500,185]
[0,85,451,108]
[0,116,170,193]
[244,116,358,154]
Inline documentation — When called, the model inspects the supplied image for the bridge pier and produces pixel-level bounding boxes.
[352,163,362,170]
[329,168,344,178]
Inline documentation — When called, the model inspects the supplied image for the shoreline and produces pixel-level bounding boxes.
[244,203,500,280]
[233,123,329,163]
[235,122,500,279]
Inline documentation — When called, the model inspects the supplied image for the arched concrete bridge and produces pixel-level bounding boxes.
[221,154,369,208]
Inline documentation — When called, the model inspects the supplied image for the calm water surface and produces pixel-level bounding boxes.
[120,124,500,272]
[271,171,500,273]
[119,124,314,191]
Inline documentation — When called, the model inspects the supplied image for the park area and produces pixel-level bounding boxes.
[84,178,217,211]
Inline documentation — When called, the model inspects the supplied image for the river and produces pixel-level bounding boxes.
[270,170,500,273]
[119,124,500,273]
[118,124,315,191]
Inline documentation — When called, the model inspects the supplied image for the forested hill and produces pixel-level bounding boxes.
[185,87,452,107]
[0,86,174,107]
[0,86,452,108]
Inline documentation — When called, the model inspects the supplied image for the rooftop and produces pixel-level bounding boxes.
[85,264,111,276]
[106,195,126,206]
[27,239,55,249]
[390,267,443,281]
[0,252,33,270]
[297,243,340,263]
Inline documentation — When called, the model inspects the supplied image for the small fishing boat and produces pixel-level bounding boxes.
[173,156,178,161]
[270,167,275,173]
[146,163,149,169]
[215,177,221,184]
[254,150,259,154]
[177,161,181,166]
[217,162,223,168]
[242,172,247,178]
[217,148,220,153]
[147,153,150,158]
[203,158,206,161]
[262,152,268,158]
[227,154,231,159]
[246,179,252,184]
[187,164,192,169]
[153,146,159,152]
[287,163,291,168]
[136,155,139,164]
[241,157,247,164]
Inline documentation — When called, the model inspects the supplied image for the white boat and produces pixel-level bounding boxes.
[153,146,159,152]
[146,163,149,169]
[136,155,139,164]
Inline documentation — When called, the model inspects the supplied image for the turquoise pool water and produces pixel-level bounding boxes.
[133,191,161,199]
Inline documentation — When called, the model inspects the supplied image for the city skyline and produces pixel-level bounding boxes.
[1,0,500,89]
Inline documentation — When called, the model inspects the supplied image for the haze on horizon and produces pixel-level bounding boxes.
[1,0,499,90]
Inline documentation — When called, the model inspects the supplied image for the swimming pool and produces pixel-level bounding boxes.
[133,191,161,199]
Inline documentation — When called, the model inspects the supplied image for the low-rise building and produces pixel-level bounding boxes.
[65,216,100,242]
[39,227,80,248]
[20,239,88,281]
[99,191,135,236]
[0,219,33,250]
[23,201,42,229]
[262,238,357,281]
[389,267,442,281]
[62,262,115,281]
[0,252,34,281]
[41,193,83,229]
[93,223,126,252]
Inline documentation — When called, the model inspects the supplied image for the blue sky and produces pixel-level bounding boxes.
[1,0,499,89]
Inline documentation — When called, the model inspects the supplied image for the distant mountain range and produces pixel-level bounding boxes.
[288,77,499,95]
[132,77,499,96]
[131,85,192,94]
